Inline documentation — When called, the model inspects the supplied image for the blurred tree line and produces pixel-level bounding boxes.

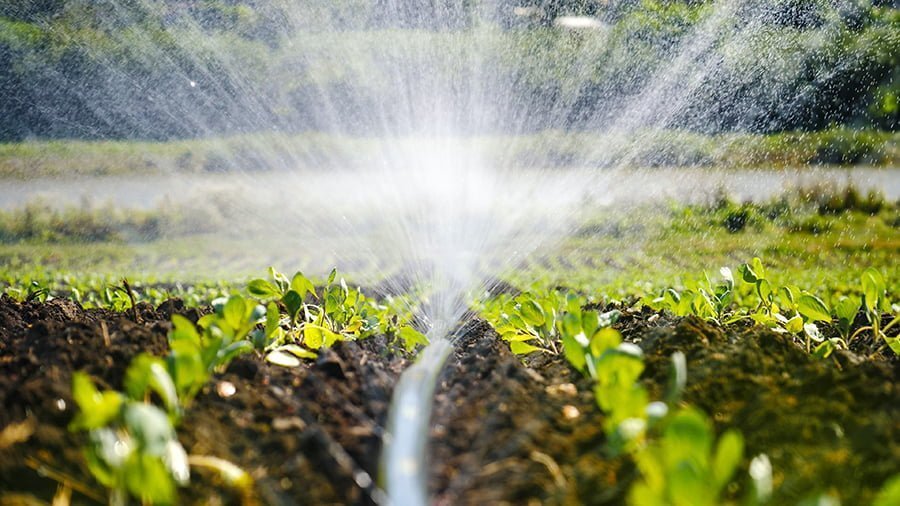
[0,0,896,141]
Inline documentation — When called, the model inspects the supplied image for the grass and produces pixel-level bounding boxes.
[1,184,897,309]
[2,129,899,179]
[503,201,899,304]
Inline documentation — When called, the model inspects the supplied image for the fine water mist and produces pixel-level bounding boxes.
[3,0,890,503]
[3,2,885,327]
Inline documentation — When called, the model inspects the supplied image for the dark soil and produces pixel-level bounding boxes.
[1,295,898,505]
[0,295,407,505]
[427,308,899,505]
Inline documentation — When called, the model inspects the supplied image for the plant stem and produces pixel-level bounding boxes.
[849,325,873,344]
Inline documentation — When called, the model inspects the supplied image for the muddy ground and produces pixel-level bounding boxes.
[0,295,897,505]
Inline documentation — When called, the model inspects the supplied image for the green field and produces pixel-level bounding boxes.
[1,129,899,180]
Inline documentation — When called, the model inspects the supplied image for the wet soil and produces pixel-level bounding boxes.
[427,309,898,505]
[0,295,407,505]
[1,296,898,505]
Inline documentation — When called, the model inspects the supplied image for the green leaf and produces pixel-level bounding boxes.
[738,262,760,284]
[124,354,179,417]
[279,344,318,360]
[502,331,535,342]
[561,312,582,338]
[834,296,860,324]
[510,340,543,355]
[169,314,200,346]
[751,257,766,281]
[862,268,886,313]
[217,340,254,367]
[712,429,744,489]
[561,332,587,373]
[785,314,804,334]
[518,298,546,327]
[290,272,316,299]
[873,474,900,506]
[282,290,303,322]
[798,294,831,322]
[327,268,337,284]
[70,373,123,430]
[582,311,600,337]
[778,286,796,309]
[247,279,280,299]
[885,336,900,356]
[222,295,246,331]
[123,403,176,454]
[398,326,429,352]
[325,293,339,314]
[757,279,773,303]
[663,407,713,467]
[813,339,837,359]
[124,452,176,504]
[304,325,324,349]
[589,327,621,357]
[303,325,342,350]
[167,340,207,399]
[265,302,280,339]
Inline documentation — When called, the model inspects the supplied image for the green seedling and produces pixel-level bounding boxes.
[169,295,260,404]
[855,268,900,355]
[71,294,260,503]
[479,290,570,355]
[250,267,424,364]
[834,295,861,343]
[26,279,50,303]
[645,268,734,324]
[71,372,189,505]
[629,407,744,506]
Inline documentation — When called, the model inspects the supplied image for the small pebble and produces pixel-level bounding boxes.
[546,383,577,397]
[272,417,306,431]
[216,381,236,398]
[562,405,580,420]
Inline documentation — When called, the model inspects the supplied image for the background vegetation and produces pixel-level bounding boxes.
[0,0,897,142]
